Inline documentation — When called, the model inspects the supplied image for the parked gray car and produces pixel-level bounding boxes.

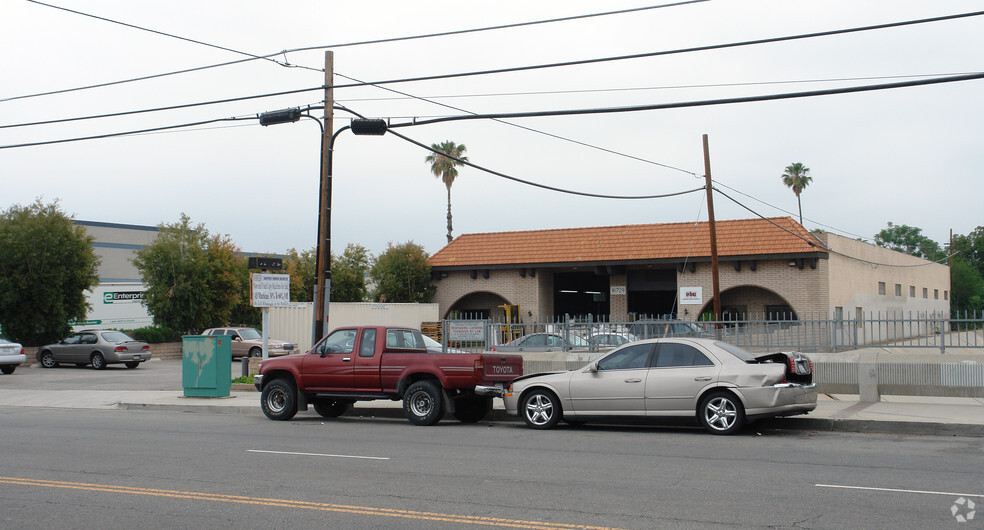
[504,337,816,435]
[492,332,589,353]
[38,330,152,370]
[0,335,27,374]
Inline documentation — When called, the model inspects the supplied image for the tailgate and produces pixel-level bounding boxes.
[478,354,523,382]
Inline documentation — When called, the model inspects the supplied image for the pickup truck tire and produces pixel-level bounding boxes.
[698,390,745,435]
[520,389,561,429]
[403,380,443,426]
[261,378,298,421]
[452,396,492,423]
[313,399,350,418]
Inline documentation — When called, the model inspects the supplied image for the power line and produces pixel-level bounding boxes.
[712,180,873,241]
[334,72,698,177]
[323,10,984,92]
[336,72,981,103]
[712,186,953,268]
[0,86,323,129]
[7,72,983,150]
[386,127,706,200]
[0,116,255,149]
[386,72,984,127]
[4,0,707,103]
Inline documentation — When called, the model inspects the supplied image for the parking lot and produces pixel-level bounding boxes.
[1,357,245,392]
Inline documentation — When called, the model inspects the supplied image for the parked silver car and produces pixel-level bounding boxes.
[504,337,816,435]
[492,333,589,352]
[38,330,152,370]
[0,335,27,374]
[202,327,297,358]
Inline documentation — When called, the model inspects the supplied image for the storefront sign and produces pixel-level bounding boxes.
[680,287,703,305]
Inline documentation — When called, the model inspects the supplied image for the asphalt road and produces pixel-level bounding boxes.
[2,402,982,528]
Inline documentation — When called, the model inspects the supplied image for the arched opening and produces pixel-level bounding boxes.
[697,285,798,321]
[445,291,513,320]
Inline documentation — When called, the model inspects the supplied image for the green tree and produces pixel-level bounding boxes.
[780,162,812,225]
[370,241,435,303]
[228,254,260,326]
[951,227,984,277]
[132,214,242,333]
[874,222,946,261]
[284,247,316,302]
[0,199,100,345]
[332,243,372,302]
[950,258,984,314]
[425,140,468,243]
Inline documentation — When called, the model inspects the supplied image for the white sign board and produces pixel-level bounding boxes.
[251,273,291,307]
[447,320,487,342]
[610,286,627,296]
[680,286,703,305]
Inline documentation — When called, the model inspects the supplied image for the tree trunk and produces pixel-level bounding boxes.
[446,184,453,243]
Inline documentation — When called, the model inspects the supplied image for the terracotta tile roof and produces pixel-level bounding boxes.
[428,217,825,268]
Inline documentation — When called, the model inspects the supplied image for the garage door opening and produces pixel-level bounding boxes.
[553,271,609,319]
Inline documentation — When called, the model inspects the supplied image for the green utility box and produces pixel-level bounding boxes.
[182,335,231,398]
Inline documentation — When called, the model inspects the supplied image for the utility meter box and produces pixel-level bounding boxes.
[182,335,231,398]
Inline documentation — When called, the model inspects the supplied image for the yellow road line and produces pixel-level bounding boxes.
[0,476,618,530]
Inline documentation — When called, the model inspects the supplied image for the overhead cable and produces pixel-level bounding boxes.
[4,0,706,102]
[386,127,706,200]
[334,72,698,177]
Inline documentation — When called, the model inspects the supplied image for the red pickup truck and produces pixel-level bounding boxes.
[254,325,523,426]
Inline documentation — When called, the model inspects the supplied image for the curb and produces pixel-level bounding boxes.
[112,400,984,437]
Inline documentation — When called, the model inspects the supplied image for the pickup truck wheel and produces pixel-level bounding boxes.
[698,390,745,435]
[314,399,350,418]
[403,381,443,426]
[261,379,298,421]
[452,396,492,423]
[521,389,561,429]
[0,365,14,375]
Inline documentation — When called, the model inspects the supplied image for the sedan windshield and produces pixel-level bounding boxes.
[238,328,262,340]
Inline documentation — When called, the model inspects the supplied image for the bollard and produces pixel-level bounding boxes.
[242,357,248,378]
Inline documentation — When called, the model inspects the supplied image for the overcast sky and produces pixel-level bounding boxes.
[3,0,981,259]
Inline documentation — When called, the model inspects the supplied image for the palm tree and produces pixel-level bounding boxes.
[781,162,812,225]
[425,141,468,244]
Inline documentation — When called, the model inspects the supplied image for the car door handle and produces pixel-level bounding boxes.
[624,378,642,383]
[694,376,712,381]
[342,357,352,362]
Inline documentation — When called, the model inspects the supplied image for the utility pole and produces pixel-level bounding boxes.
[314,51,334,343]
[702,134,722,325]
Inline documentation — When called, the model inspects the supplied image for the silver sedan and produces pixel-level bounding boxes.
[503,338,816,435]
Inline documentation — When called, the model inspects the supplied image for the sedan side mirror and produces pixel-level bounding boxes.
[586,361,599,373]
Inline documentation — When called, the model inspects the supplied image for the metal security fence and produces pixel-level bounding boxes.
[440,312,984,355]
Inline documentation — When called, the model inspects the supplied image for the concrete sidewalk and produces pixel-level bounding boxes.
[1,387,981,437]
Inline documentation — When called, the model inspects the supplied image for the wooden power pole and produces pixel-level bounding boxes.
[314,51,334,343]
[702,134,722,323]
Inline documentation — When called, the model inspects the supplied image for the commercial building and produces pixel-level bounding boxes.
[427,217,950,323]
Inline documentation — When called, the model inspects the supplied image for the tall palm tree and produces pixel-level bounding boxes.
[781,162,812,225]
[425,141,468,244]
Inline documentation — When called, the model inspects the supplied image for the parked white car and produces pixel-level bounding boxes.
[0,335,26,374]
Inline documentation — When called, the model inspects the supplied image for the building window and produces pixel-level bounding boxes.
[895,284,902,296]
[878,282,886,295]
[945,291,949,301]
[922,288,928,298]
[909,286,915,297]
[934,289,939,299]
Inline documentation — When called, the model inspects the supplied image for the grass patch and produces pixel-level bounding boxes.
[231,375,254,384]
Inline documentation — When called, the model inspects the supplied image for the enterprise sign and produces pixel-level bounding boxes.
[103,291,144,304]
